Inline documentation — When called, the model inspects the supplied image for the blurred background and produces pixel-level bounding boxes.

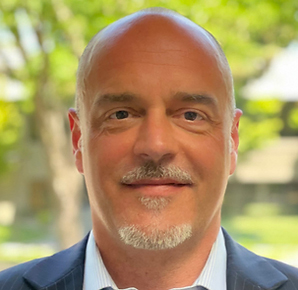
[0,0,298,270]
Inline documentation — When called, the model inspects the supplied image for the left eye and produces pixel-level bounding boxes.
[184,111,202,121]
[110,110,129,119]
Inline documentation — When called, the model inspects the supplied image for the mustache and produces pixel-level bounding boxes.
[121,161,193,184]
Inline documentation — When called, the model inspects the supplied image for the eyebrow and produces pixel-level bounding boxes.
[173,92,217,107]
[94,93,137,107]
[93,91,218,110]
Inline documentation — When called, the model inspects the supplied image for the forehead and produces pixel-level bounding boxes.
[89,13,223,70]
[81,13,230,113]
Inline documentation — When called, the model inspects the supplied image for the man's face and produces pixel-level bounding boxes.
[70,15,241,250]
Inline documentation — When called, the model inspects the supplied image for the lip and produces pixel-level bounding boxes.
[122,178,193,186]
[121,179,193,197]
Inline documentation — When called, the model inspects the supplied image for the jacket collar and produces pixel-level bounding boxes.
[23,234,89,290]
[223,228,288,290]
[23,230,289,290]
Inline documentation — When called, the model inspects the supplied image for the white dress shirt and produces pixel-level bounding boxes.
[84,229,227,290]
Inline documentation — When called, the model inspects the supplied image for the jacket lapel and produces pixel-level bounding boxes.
[22,229,290,290]
[23,234,89,290]
[223,228,288,290]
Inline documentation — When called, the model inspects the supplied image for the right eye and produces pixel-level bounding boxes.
[183,111,203,121]
[109,110,130,119]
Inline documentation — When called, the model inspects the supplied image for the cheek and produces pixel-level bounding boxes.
[182,132,229,172]
[85,133,135,179]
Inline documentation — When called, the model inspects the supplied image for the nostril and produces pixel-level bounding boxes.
[132,115,178,162]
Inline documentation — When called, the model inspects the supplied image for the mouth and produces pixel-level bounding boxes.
[122,178,192,188]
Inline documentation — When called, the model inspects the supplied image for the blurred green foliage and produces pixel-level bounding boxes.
[238,100,285,154]
[288,104,298,129]
[0,0,298,176]
[0,101,22,175]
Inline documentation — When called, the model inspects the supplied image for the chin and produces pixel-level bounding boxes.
[118,223,193,250]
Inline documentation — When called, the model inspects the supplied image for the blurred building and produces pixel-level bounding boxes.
[224,41,298,216]
[225,137,298,215]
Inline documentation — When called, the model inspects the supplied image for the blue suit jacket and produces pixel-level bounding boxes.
[0,229,297,290]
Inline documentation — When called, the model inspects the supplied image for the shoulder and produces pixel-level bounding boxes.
[0,234,89,290]
[0,258,44,289]
[222,228,298,289]
[265,257,298,286]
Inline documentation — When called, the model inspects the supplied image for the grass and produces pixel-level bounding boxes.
[223,215,298,245]
[0,224,46,243]
[0,223,55,264]
[0,243,55,264]
[222,208,298,264]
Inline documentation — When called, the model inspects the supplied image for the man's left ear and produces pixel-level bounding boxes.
[229,109,242,175]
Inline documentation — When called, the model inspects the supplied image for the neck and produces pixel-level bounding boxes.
[93,222,220,290]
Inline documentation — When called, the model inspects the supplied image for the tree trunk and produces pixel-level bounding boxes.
[43,109,84,248]
[33,66,84,249]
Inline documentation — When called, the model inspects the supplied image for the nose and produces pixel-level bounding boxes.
[133,110,179,163]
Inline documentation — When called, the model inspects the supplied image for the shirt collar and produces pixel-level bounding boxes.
[83,229,226,290]
[194,228,227,290]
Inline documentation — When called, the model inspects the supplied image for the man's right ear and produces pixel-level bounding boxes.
[68,108,84,174]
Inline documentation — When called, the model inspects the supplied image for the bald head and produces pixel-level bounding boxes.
[76,7,235,120]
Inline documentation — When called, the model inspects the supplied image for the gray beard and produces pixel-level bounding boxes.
[119,162,193,250]
[118,224,192,250]
[121,162,193,185]
[118,196,192,250]
[138,196,170,210]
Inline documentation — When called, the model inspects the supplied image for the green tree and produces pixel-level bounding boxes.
[1,0,297,247]
[0,101,22,175]
[0,0,87,248]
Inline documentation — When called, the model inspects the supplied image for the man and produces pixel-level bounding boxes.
[0,7,297,290]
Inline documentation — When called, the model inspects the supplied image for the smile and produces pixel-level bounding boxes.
[122,178,193,186]
[121,178,193,196]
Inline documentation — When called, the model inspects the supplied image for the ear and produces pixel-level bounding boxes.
[229,109,242,175]
[68,108,84,174]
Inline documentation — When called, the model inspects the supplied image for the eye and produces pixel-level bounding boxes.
[184,111,203,121]
[109,110,130,119]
